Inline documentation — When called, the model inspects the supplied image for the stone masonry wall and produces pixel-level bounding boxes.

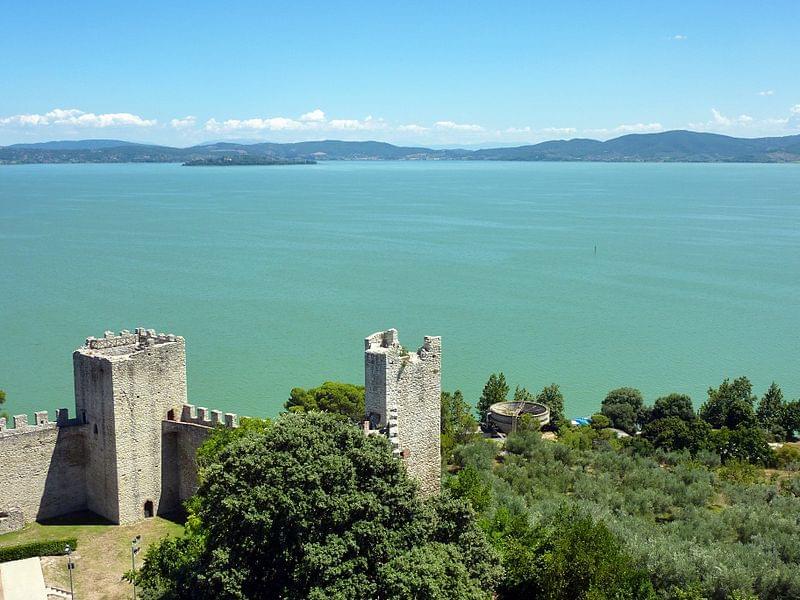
[74,329,188,524]
[0,412,87,524]
[365,329,441,496]
[162,404,240,512]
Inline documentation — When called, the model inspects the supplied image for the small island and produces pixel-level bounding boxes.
[182,156,316,166]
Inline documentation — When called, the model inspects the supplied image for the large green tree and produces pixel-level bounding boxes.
[699,377,756,429]
[710,426,772,465]
[284,381,365,422]
[784,400,800,440]
[641,416,711,454]
[601,388,645,434]
[536,384,565,430]
[756,382,785,440]
[649,393,695,423]
[441,389,479,461]
[137,412,499,599]
[478,373,509,421]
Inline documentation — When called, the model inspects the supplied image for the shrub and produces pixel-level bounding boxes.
[0,538,77,562]
[774,445,800,469]
[590,413,611,430]
[781,476,800,497]
[454,438,500,471]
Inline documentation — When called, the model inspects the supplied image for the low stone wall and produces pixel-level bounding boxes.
[0,412,88,523]
[0,507,24,534]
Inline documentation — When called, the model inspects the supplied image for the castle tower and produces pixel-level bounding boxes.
[73,329,187,524]
[364,329,441,495]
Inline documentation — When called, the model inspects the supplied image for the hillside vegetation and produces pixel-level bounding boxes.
[3,131,800,163]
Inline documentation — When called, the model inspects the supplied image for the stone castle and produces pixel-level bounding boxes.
[0,327,440,531]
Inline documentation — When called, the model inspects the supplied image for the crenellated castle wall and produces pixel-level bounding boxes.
[0,409,87,525]
[1,325,441,530]
[162,403,240,511]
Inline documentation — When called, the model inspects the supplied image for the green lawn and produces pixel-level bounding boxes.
[0,511,184,599]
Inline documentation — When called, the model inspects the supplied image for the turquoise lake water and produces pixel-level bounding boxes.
[1,162,798,421]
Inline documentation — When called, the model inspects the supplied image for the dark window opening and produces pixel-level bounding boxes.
[167,409,175,421]
[93,424,98,435]
[144,500,154,518]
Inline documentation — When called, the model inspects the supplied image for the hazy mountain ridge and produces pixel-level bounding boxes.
[2,130,800,163]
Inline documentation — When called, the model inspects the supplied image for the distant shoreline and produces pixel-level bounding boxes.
[2,130,800,164]
[182,157,316,166]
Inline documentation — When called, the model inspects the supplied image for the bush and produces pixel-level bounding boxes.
[590,413,611,430]
[0,538,77,562]
[774,445,800,469]
[454,438,500,471]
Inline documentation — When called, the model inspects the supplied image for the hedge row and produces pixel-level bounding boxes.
[0,538,77,562]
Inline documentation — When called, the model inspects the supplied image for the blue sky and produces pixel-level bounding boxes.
[1,0,799,146]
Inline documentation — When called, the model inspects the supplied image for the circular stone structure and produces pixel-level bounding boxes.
[486,401,550,433]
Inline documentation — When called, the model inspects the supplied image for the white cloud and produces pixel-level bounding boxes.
[671,34,687,41]
[300,109,325,122]
[170,116,196,129]
[0,108,156,128]
[584,122,663,137]
[541,126,577,136]
[758,90,775,96]
[397,124,430,133]
[434,120,484,132]
[710,108,753,127]
[686,106,800,135]
[329,116,386,131]
[615,122,663,133]
[205,117,305,132]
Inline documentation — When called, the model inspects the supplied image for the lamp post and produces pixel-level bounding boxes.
[64,544,74,599]
[131,535,141,600]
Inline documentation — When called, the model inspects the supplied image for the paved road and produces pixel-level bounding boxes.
[0,557,47,600]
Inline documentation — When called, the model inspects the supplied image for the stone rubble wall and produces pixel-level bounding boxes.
[364,329,442,496]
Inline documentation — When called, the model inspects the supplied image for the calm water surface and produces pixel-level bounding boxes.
[1,162,798,419]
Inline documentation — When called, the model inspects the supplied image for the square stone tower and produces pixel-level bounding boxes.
[365,329,441,495]
[73,329,187,524]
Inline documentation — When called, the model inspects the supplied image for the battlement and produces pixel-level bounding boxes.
[365,329,441,363]
[174,404,239,429]
[79,328,184,356]
[0,408,83,438]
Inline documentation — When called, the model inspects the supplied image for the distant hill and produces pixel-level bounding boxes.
[7,139,146,150]
[470,131,800,162]
[2,131,800,164]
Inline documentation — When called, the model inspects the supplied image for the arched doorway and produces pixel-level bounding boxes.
[143,500,154,518]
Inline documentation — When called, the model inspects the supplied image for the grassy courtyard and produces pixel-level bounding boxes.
[0,512,184,599]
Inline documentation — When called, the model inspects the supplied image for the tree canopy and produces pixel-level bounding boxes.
[441,390,479,461]
[601,388,645,434]
[700,377,757,429]
[650,393,695,422]
[478,373,509,421]
[536,384,565,430]
[284,381,365,422]
[137,412,499,599]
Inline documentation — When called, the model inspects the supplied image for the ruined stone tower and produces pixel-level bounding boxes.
[73,329,187,524]
[364,329,441,495]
